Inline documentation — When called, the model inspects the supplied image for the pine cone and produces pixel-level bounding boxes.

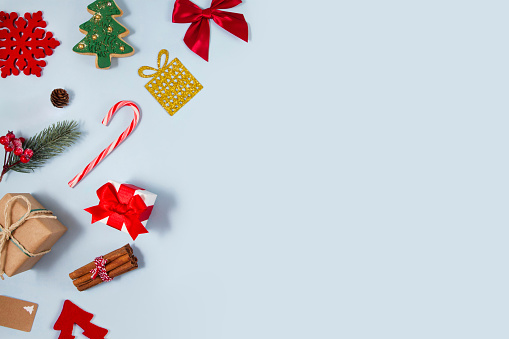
[50,88,69,108]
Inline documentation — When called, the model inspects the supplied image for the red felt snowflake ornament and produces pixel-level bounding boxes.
[0,11,60,78]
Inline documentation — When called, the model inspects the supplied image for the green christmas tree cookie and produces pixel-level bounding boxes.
[73,0,134,69]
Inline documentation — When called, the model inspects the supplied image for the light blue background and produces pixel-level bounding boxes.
[0,0,507,338]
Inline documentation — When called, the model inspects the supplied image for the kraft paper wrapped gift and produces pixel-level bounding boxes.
[0,193,67,278]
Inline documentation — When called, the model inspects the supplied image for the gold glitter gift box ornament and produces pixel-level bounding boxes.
[138,49,203,116]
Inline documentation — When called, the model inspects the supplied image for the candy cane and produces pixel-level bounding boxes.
[68,101,140,188]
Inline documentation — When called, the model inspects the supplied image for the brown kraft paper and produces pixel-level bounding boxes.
[0,193,67,277]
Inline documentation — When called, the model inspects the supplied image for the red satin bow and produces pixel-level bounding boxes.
[172,0,249,61]
[85,183,149,240]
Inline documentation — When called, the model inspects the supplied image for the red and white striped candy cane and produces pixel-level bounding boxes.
[68,100,141,188]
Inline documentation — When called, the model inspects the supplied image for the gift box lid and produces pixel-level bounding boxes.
[108,180,157,207]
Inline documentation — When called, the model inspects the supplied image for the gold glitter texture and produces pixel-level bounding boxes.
[138,49,203,116]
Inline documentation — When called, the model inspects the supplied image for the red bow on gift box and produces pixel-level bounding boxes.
[172,0,249,61]
[85,183,149,240]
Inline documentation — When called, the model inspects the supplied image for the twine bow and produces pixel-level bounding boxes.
[138,49,172,79]
[0,195,56,280]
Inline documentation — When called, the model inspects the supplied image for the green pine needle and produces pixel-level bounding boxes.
[8,120,81,173]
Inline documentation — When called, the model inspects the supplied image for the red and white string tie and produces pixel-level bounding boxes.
[90,256,113,282]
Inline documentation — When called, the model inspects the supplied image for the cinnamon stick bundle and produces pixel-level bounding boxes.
[69,244,138,292]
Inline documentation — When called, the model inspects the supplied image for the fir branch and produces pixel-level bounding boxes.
[9,120,81,173]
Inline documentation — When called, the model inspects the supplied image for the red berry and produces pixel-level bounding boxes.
[0,136,7,145]
[12,138,22,148]
[19,137,25,144]
[6,131,15,141]
[24,148,33,158]
[4,144,14,152]
[13,147,23,156]
[20,155,30,163]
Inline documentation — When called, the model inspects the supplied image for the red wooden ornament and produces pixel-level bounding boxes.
[53,300,108,339]
[0,11,60,78]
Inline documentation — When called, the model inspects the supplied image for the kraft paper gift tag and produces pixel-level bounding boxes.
[0,295,38,332]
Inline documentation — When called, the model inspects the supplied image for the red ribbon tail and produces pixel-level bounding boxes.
[184,19,211,61]
[106,213,126,231]
[85,205,112,224]
[125,219,149,241]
